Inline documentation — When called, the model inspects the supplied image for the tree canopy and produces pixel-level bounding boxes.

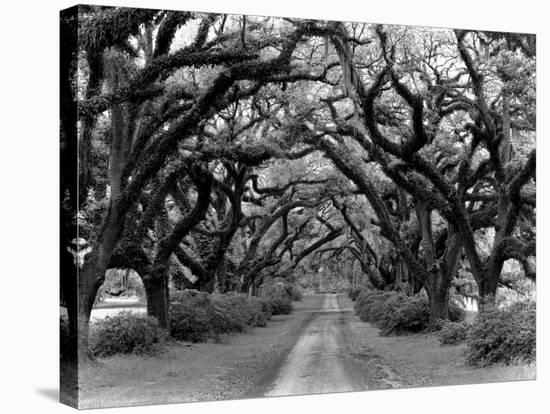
[60,6,536,359]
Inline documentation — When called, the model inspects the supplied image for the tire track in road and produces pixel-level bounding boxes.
[262,293,358,397]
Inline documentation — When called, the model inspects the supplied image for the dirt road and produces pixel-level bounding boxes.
[249,293,385,398]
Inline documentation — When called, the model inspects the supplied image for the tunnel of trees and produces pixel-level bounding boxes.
[60,6,536,360]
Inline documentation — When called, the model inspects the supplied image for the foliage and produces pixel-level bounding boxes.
[465,300,536,367]
[354,290,397,323]
[259,280,293,315]
[376,294,430,336]
[271,295,293,315]
[211,293,268,328]
[90,312,164,357]
[287,284,304,301]
[68,8,536,363]
[169,290,220,342]
[249,296,273,320]
[348,287,362,301]
[78,192,109,241]
[437,321,471,345]
[497,261,536,307]
[448,298,467,323]
[80,8,159,51]
[355,289,465,335]
[169,289,271,342]
[101,268,146,297]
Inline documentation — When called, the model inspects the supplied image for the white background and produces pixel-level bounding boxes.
[0,0,547,413]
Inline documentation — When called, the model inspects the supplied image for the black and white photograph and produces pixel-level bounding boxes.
[4,1,547,413]
[57,3,539,409]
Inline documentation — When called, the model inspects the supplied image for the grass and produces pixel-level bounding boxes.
[78,295,323,409]
[78,294,535,408]
[93,299,146,310]
[339,293,535,389]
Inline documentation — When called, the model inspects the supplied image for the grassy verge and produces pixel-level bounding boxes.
[93,299,146,310]
[338,295,535,389]
[78,295,323,409]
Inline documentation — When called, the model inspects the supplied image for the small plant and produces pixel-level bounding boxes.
[90,312,163,357]
[465,300,535,367]
[437,320,471,345]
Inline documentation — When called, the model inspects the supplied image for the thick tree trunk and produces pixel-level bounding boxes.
[145,275,169,328]
[424,232,460,325]
[61,247,79,360]
[425,276,450,325]
[478,197,509,300]
[478,266,501,300]
[77,280,97,363]
[77,199,128,361]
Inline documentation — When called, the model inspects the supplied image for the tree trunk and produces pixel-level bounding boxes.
[145,275,169,328]
[478,197,509,299]
[61,247,78,360]
[247,280,257,298]
[214,257,227,293]
[77,280,97,363]
[198,274,215,293]
[425,277,450,326]
[77,198,128,361]
[478,264,501,300]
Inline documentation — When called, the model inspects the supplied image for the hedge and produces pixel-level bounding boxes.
[465,300,535,367]
[354,289,465,335]
[169,289,272,343]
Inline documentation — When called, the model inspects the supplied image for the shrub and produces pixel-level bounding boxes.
[170,290,230,342]
[90,312,163,357]
[437,320,471,345]
[259,282,293,315]
[288,285,303,301]
[170,290,215,342]
[348,288,362,301]
[465,300,536,367]
[210,294,250,332]
[355,290,396,323]
[169,290,271,342]
[249,296,273,320]
[211,293,268,328]
[449,298,466,322]
[355,289,465,332]
[376,293,430,335]
[266,293,293,315]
